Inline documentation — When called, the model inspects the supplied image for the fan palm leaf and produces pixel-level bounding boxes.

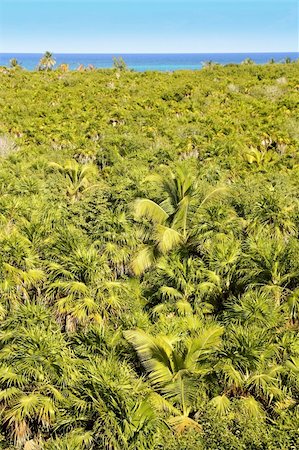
[210,394,231,415]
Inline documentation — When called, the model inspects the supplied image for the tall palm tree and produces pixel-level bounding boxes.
[131,166,226,275]
[9,58,21,69]
[38,51,56,71]
[112,56,128,71]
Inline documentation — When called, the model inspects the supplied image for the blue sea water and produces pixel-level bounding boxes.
[0,53,298,72]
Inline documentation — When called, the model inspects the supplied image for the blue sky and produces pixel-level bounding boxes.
[0,0,298,53]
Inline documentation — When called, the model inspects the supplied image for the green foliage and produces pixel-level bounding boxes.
[0,63,298,448]
[112,56,128,71]
[9,59,21,70]
[38,51,56,71]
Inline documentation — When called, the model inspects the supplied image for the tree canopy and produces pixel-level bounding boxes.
[0,61,298,449]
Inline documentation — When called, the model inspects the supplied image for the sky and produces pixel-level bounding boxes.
[0,0,298,53]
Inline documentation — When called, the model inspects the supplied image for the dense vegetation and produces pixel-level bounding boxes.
[0,62,299,449]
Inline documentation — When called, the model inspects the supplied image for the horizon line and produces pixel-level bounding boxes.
[1,51,298,55]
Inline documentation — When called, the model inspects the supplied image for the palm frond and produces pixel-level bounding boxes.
[131,246,155,275]
[134,199,168,224]
[210,394,231,415]
[240,395,264,418]
[124,330,175,385]
[199,186,228,208]
[168,415,201,434]
[176,300,193,316]
[186,325,223,366]
[149,392,181,416]
[159,286,183,301]
[154,225,182,254]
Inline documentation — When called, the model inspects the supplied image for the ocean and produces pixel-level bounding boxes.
[0,53,298,72]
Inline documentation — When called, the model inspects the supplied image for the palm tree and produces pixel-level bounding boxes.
[146,254,217,316]
[199,233,241,308]
[9,58,21,69]
[125,324,223,433]
[58,63,69,73]
[286,288,299,325]
[241,58,254,65]
[49,160,98,202]
[101,210,139,278]
[0,304,80,448]
[38,51,56,71]
[248,190,298,236]
[215,325,285,415]
[112,56,128,71]
[239,232,299,305]
[18,205,64,254]
[0,225,45,314]
[202,60,218,69]
[44,431,93,449]
[0,262,45,311]
[131,166,226,275]
[223,288,283,329]
[48,276,132,331]
[62,357,158,450]
[44,236,136,329]
[193,203,242,241]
